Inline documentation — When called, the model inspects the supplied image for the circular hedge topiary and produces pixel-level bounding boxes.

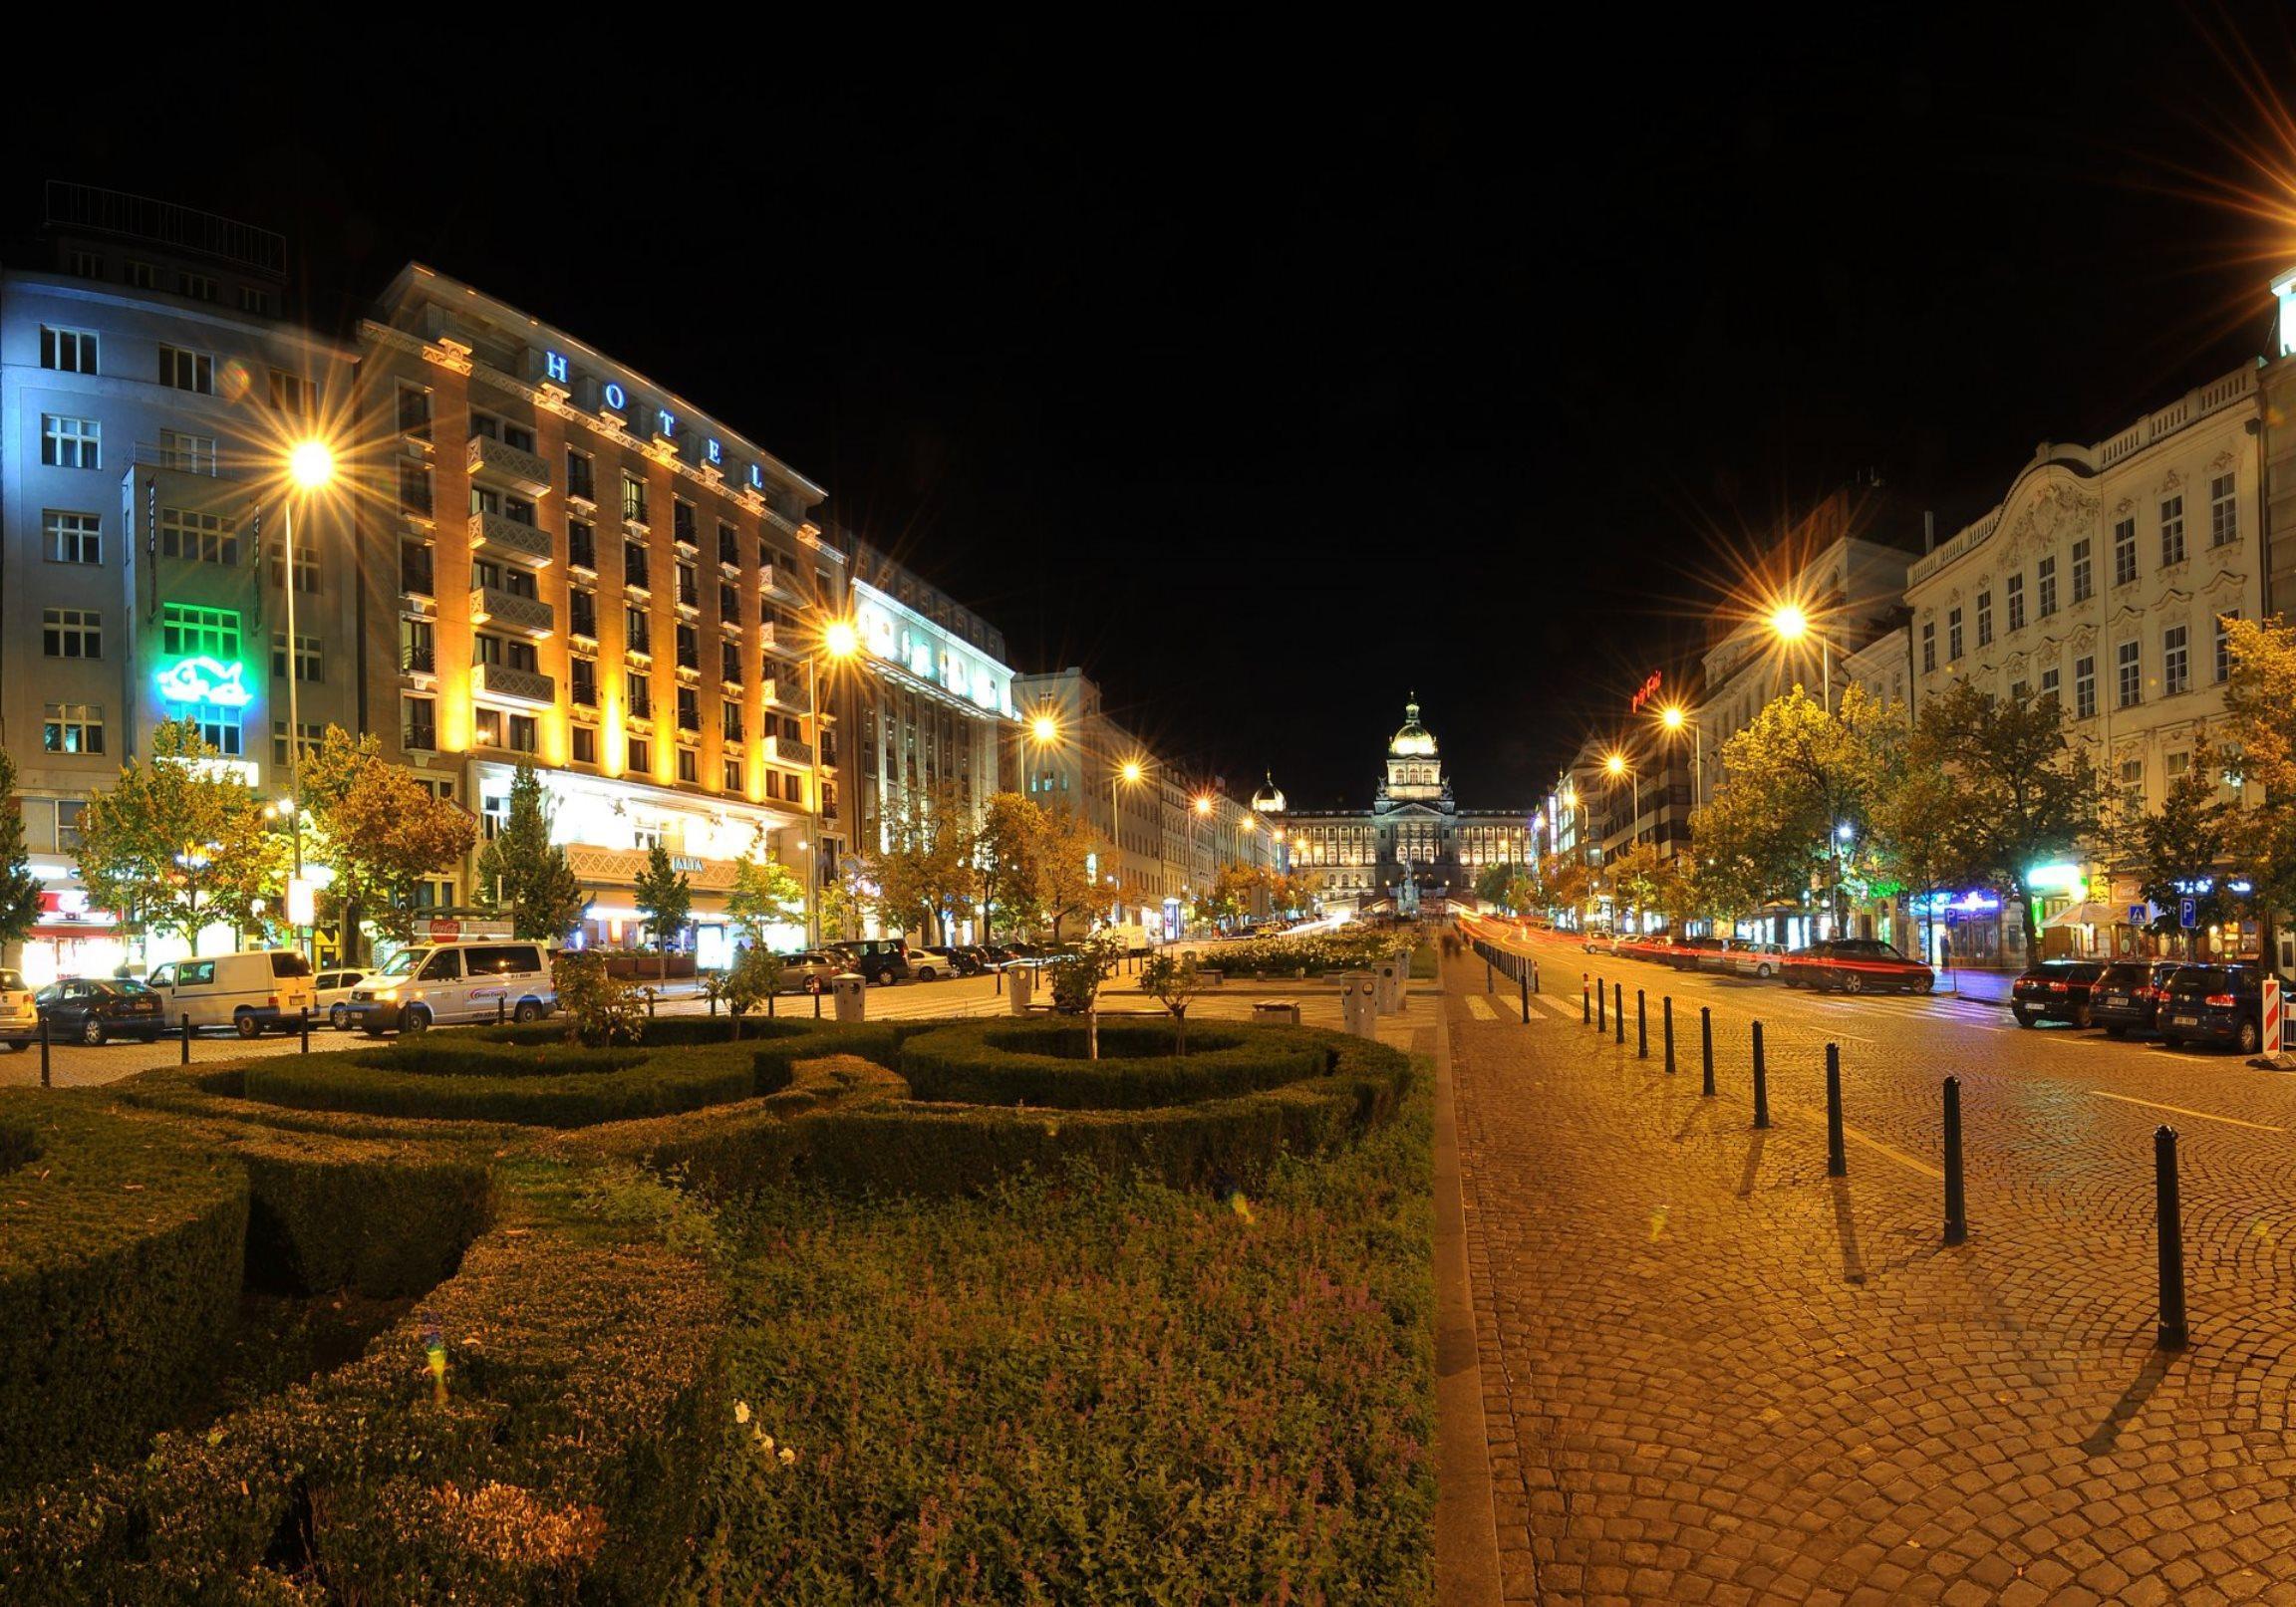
[242,1042,757,1128]
[0,1095,249,1490]
[898,1019,1331,1109]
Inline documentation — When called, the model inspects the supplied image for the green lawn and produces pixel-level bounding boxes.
[679,1073,1436,1605]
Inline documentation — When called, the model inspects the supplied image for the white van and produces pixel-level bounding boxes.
[348,940,556,1034]
[144,949,319,1038]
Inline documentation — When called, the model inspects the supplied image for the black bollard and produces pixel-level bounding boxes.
[1663,996,1675,1074]
[497,996,506,1026]
[1613,982,1624,1046]
[179,1012,192,1066]
[1636,989,1647,1059]
[1752,1020,1769,1129]
[1519,971,1529,1024]
[2156,1126,2188,1350]
[1597,979,1605,1032]
[1825,1042,1845,1177]
[1533,961,1540,995]
[1700,1006,1714,1097]
[813,987,822,1019]
[1942,1076,1966,1245]
[1582,976,1591,1024]
[1486,956,1493,993]
[40,1014,52,1088]
[647,989,657,1019]
[766,987,776,1018]
[300,1006,310,1054]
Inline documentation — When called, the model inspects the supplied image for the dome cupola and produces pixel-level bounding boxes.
[1389,694,1437,758]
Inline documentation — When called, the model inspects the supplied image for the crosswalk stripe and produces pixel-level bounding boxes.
[1463,995,1498,1021]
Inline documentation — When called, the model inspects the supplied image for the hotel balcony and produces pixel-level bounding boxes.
[764,734,816,768]
[466,433,552,499]
[758,563,798,600]
[471,662,556,708]
[467,510,554,568]
[468,586,554,639]
[762,676,811,712]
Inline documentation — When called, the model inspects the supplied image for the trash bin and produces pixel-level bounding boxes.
[1340,970,1378,1038]
[1007,964,1034,1014]
[1374,957,1402,1015]
[831,970,867,1022]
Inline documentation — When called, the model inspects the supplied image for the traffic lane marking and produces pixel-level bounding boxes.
[2087,1090,2287,1133]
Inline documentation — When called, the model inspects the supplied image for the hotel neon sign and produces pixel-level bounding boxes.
[155,657,254,708]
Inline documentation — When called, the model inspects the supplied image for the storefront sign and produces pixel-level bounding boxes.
[1628,671,1662,714]
[156,657,253,708]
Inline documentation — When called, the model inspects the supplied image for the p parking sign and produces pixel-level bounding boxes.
[2179,897,2198,931]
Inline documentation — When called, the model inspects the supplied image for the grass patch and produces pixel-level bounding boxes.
[1409,941,1439,979]
[678,1063,1436,1604]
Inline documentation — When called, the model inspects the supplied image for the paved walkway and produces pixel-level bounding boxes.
[1445,939,2296,1606]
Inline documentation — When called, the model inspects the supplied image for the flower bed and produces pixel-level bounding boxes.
[1176,930,1410,979]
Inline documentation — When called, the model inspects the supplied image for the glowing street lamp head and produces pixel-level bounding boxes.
[1029,712,1059,744]
[822,619,861,661]
[1120,759,1144,785]
[287,438,335,491]
[1194,794,1213,816]
[1768,602,1810,643]
[1604,752,1627,777]
[1659,703,1686,731]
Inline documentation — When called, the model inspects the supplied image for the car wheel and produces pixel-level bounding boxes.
[513,1000,543,1024]
[2239,1019,2262,1056]
[917,965,938,982]
[402,1008,430,1034]
[2161,1033,2182,1050]
[80,1017,107,1047]
[1913,975,1933,994]
[2012,1007,2036,1028]
[330,1004,351,1031]
[1,1040,25,1054]
[235,1012,263,1040]
[1755,963,1773,979]
[806,977,823,995]
[2072,1004,2094,1029]
[1841,971,1866,995]
[877,968,896,986]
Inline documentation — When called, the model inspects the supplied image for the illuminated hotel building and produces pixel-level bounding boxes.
[0,185,357,982]
[352,265,846,958]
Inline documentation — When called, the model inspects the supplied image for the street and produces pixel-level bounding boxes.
[1451,925,2296,1604]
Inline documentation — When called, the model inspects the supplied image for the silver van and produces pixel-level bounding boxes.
[144,949,318,1037]
[349,940,556,1034]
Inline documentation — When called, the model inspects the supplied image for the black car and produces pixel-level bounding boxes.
[2159,964,2269,1054]
[826,938,912,985]
[34,977,166,1045]
[2010,960,2109,1028]
[914,945,976,980]
[2089,960,2186,1038]
[1667,936,1726,972]
[1784,939,1935,994]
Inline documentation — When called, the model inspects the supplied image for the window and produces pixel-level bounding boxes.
[176,271,217,302]
[2071,539,2093,603]
[677,624,701,670]
[621,470,649,526]
[625,540,650,590]
[2117,639,2142,707]
[723,757,742,791]
[2163,624,2189,695]
[2210,473,2237,546]
[2010,679,2029,704]
[673,501,698,547]
[571,725,597,764]
[568,519,596,570]
[720,639,742,683]
[1947,607,1962,663]
[268,370,314,412]
[2120,758,2145,815]
[2040,666,2061,704]
[626,607,652,655]
[718,582,738,620]
[40,327,97,373]
[473,706,503,748]
[625,670,652,719]
[2159,496,2185,567]
[2075,655,2097,720]
[569,589,598,639]
[44,511,101,565]
[67,250,101,279]
[402,539,435,597]
[400,617,434,673]
[1920,621,1935,674]
[398,384,432,438]
[269,538,318,594]
[41,414,99,468]
[570,657,598,707]
[271,721,323,765]
[271,633,322,682]
[566,449,595,502]
[677,686,701,731]
[42,703,103,754]
[159,506,239,564]
[721,701,744,741]
[2114,518,2138,587]
[2036,555,2057,618]
[628,736,653,773]
[1975,590,1993,648]
[2166,751,2191,780]
[240,286,273,316]
[187,701,242,755]
[677,747,699,783]
[403,695,437,751]
[2217,612,2236,683]
[2006,573,2025,633]
[157,346,214,394]
[718,523,740,567]
[43,608,102,659]
[508,714,538,754]
[127,261,155,290]
[162,604,240,661]
[678,562,700,607]
[398,456,433,515]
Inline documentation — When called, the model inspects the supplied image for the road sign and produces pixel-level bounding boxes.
[2179,897,2197,931]
[429,918,460,941]
[2129,904,2150,926]
[2267,975,2284,1057]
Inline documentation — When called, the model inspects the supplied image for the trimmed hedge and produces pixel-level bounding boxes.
[234,1134,492,1296]
[0,1096,248,1491]
[352,1040,649,1079]
[899,1019,1329,1109]
[243,1051,754,1128]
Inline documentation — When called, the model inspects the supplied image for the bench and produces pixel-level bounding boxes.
[1251,999,1300,1026]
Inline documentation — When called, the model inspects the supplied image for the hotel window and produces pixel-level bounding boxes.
[2216,612,2236,682]
[67,250,101,279]
[177,270,217,302]
[2162,624,2189,695]
[1946,608,1962,663]
[722,757,742,792]
[2116,640,2141,707]
[2120,757,2145,815]
[677,747,700,784]
[2210,473,2237,546]
[627,736,652,773]
[720,639,742,683]
[473,707,503,748]
[2040,666,2060,705]
[718,582,738,620]
[2005,573,2025,633]
[240,286,272,316]
[162,604,240,661]
[128,261,155,289]
[621,470,649,526]
[718,523,740,567]
[188,701,243,755]
[2009,679,2029,704]
[569,589,598,639]
[1975,590,1993,648]
[568,519,597,571]
[158,345,214,394]
[678,562,700,607]
[2075,655,2097,719]
[44,510,101,565]
[481,793,510,839]
[2159,496,2185,567]
[269,537,319,594]
[626,607,652,656]
[398,456,433,515]
[267,370,314,412]
[625,540,650,590]
[40,326,98,373]
[42,702,104,754]
[397,383,431,439]
[160,507,238,564]
[400,617,434,673]
[41,414,100,468]
[2070,538,2093,602]
[271,721,323,765]
[43,607,102,659]
[570,656,598,707]
[271,633,323,682]
[2114,518,2138,587]
[633,822,663,852]
[677,624,701,670]
[673,500,699,548]
[677,686,701,731]
[2035,555,2057,617]
[402,539,435,597]
[2167,751,2191,780]
[721,702,743,741]
[413,879,455,911]
[625,670,652,718]
[571,725,597,764]
[566,449,595,502]
[508,714,538,754]
[1920,621,1935,673]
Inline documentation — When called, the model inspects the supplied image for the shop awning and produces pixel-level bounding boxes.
[2043,901,2123,929]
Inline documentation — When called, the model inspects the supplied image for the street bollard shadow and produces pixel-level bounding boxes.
[1671,1101,1706,1144]
[1735,1131,1767,1198]
[1829,1177,1866,1285]
[2080,1351,2174,1456]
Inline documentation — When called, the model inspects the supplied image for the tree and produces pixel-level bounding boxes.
[1605,841,1665,931]
[1139,950,1207,1052]
[1869,760,1985,966]
[1266,868,1321,920]
[721,943,785,1023]
[865,782,979,943]
[722,832,806,952]
[816,854,873,943]
[1474,860,1524,909]
[302,727,478,964]
[74,721,286,958]
[974,792,1043,939]
[1033,805,1110,941]
[633,842,694,979]
[1192,863,1262,931]
[554,949,645,1046]
[475,762,585,943]
[0,749,40,961]
[2222,615,2296,935]
[2130,764,2240,957]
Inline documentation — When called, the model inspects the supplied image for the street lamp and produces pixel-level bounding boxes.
[1768,599,1832,713]
[805,614,861,945]
[1658,701,1703,808]
[281,438,336,962]
[1604,751,1640,848]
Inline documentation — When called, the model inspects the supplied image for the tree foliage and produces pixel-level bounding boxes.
[2130,762,2240,951]
[475,762,585,942]
[2223,615,2296,923]
[864,781,979,942]
[633,842,694,974]
[1033,805,1111,940]
[301,727,477,963]
[0,748,40,955]
[974,792,1044,940]
[1139,950,1207,1051]
[1192,863,1263,930]
[723,832,805,949]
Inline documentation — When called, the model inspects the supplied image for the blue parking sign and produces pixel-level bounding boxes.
[2179,896,2198,930]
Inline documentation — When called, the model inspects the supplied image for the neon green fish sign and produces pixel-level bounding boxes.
[156,657,254,708]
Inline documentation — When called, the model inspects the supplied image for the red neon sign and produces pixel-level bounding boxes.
[1628,671,1662,714]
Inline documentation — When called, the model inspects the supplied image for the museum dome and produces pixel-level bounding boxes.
[1251,770,1287,814]
[1390,696,1437,758]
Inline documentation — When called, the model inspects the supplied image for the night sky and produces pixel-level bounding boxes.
[13,10,2295,811]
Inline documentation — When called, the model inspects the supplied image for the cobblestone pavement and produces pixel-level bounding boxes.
[1450,929,2296,1606]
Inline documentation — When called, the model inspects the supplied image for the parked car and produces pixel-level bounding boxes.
[2159,963,2269,1054]
[315,967,377,1031]
[2010,960,2110,1029]
[350,940,556,1034]
[1785,939,1935,994]
[977,944,1019,971]
[776,951,844,993]
[0,968,37,1051]
[827,938,913,985]
[1723,940,1790,980]
[144,948,319,1038]
[2089,959,2187,1038]
[1667,936,1726,972]
[1582,929,1618,955]
[915,945,977,980]
[34,977,166,1045]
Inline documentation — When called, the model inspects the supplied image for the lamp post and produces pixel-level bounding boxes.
[1604,752,1639,847]
[282,439,335,963]
[1659,701,1702,808]
[806,617,860,945]
[1769,601,1832,714]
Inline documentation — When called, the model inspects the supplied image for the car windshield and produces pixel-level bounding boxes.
[109,979,154,996]
[378,951,422,978]
[0,969,20,990]
[2173,967,2231,992]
